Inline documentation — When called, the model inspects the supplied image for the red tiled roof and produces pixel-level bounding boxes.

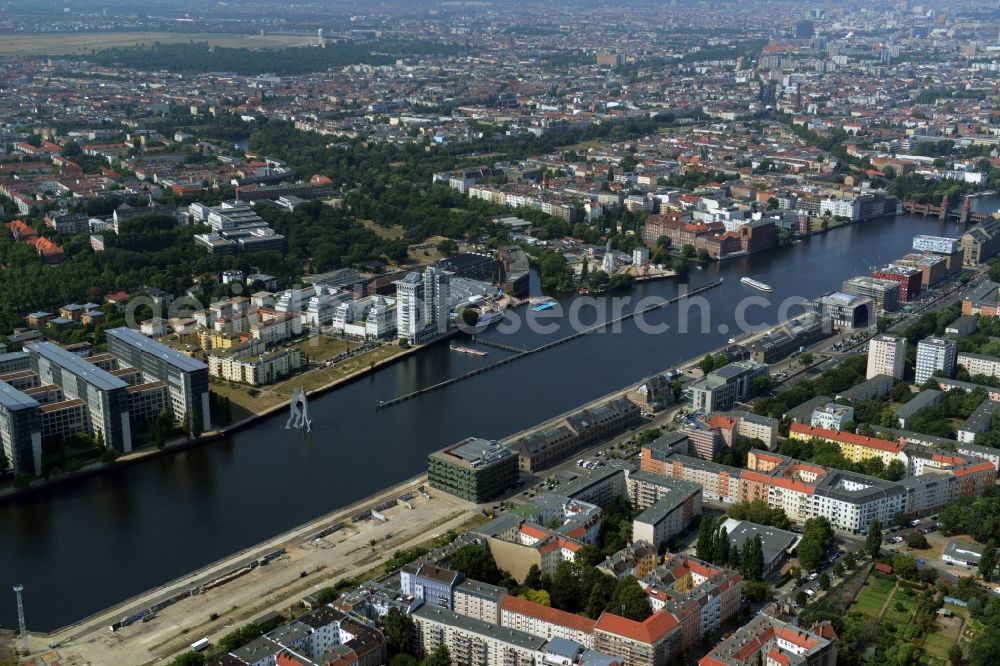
[500,595,597,633]
[595,610,679,645]
[519,523,548,540]
[790,423,902,453]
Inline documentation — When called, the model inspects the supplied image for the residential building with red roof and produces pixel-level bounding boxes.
[499,594,597,648]
[789,422,905,466]
[594,609,681,666]
[699,614,837,666]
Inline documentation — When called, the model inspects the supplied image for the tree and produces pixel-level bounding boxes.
[906,532,929,549]
[61,141,82,158]
[607,576,653,621]
[584,574,616,619]
[818,573,830,590]
[524,564,543,589]
[681,243,696,259]
[979,540,997,581]
[795,590,808,606]
[421,644,451,666]
[189,411,203,439]
[892,553,919,580]
[154,408,173,448]
[218,623,264,652]
[384,607,416,656]
[696,517,717,561]
[799,352,814,367]
[697,248,711,263]
[865,519,883,558]
[713,526,730,565]
[550,560,581,612]
[314,587,340,605]
[969,627,1000,666]
[520,589,552,606]
[436,239,458,256]
[727,500,790,530]
[460,308,479,328]
[636,428,662,447]
[797,537,826,572]
[168,653,206,666]
[575,544,603,568]
[740,534,764,582]
[449,545,502,585]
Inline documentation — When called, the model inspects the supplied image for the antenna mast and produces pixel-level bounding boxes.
[13,584,28,657]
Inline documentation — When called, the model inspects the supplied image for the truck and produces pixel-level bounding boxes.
[191,638,210,652]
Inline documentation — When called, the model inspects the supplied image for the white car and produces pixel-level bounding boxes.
[804,589,816,597]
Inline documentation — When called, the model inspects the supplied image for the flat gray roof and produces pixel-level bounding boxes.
[28,341,127,392]
[106,327,207,373]
[413,605,546,651]
[0,379,39,411]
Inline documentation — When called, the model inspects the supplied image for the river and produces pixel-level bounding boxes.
[0,208,993,631]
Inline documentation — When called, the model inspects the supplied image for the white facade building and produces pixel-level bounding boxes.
[867,334,907,380]
[915,336,957,384]
[395,267,450,343]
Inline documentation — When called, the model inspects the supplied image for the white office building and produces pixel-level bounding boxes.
[867,334,907,380]
[915,337,957,384]
[395,267,450,343]
[913,235,961,255]
[303,286,352,329]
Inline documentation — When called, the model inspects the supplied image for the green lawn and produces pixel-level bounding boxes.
[852,576,896,616]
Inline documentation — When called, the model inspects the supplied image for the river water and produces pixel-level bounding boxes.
[0,208,994,631]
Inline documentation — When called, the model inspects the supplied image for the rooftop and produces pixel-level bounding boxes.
[413,605,546,651]
[106,326,208,373]
[27,341,127,392]
[0,378,39,411]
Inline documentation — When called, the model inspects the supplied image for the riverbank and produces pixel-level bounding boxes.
[0,338,428,503]
[29,473,481,666]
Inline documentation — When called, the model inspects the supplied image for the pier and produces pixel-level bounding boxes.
[472,337,528,353]
[377,279,723,409]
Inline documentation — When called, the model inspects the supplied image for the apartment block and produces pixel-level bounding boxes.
[412,606,543,666]
[627,474,703,550]
[957,352,1000,378]
[208,346,304,386]
[453,580,507,625]
[699,615,837,666]
[915,336,957,384]
[499,595,597,649]
[789,423,904,466]
[867,334,906,380]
